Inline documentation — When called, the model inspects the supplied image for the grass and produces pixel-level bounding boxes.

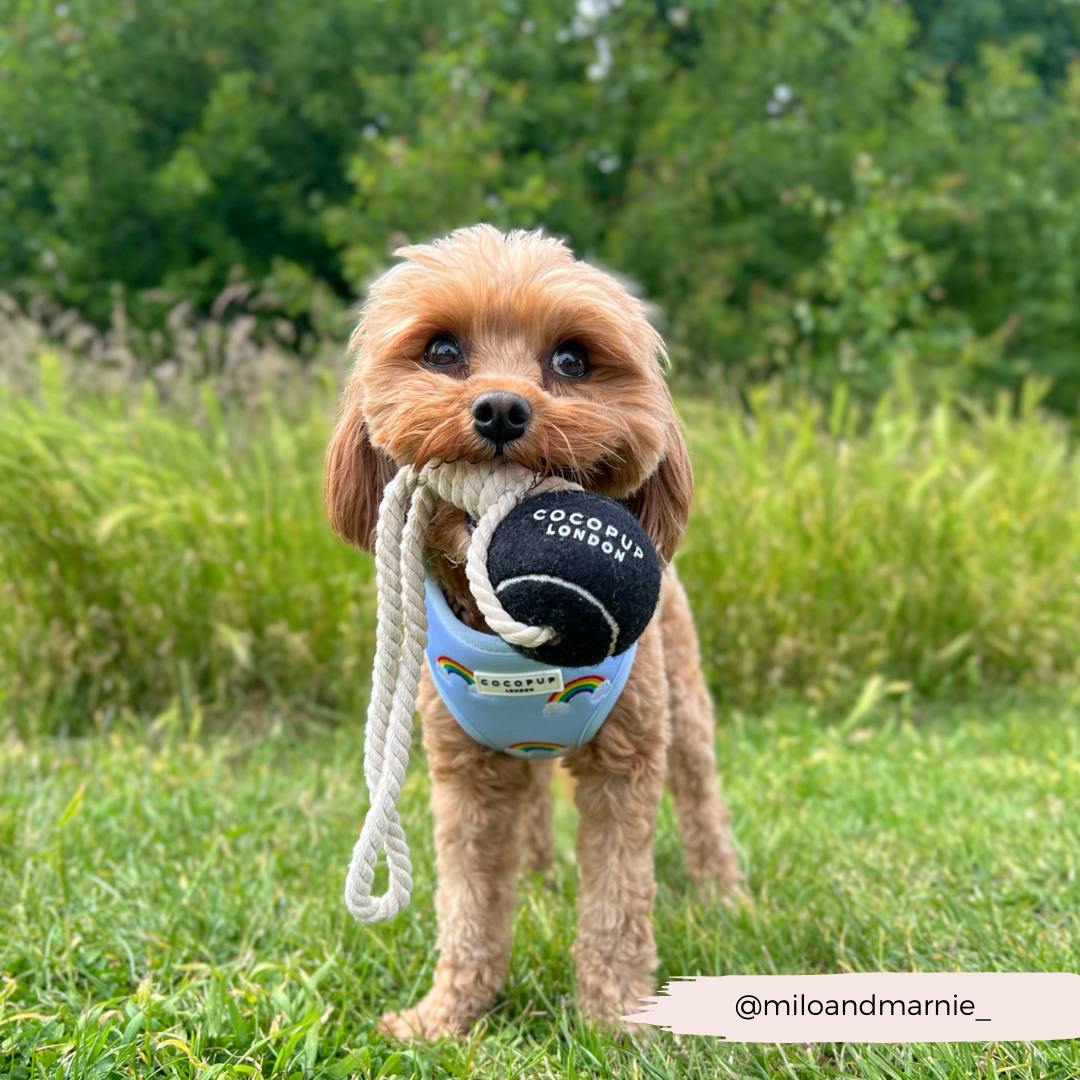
[0,361,375,735]
[6,368,1080,735]
[2,693,1079,1078]
[679,381,1080,707]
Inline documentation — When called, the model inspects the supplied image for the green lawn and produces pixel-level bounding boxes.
[2,694,1079,1079]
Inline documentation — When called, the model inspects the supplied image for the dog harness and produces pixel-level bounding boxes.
[424,571,637,759]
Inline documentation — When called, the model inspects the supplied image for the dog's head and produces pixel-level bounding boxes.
[325,225,691,563]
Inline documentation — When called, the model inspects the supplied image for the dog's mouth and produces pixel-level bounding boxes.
[405,416,617,495]
[421,448,596,489]
[532,455,608,492]
[451,459,594,540]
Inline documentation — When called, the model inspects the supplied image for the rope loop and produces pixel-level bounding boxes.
[344,459,581,923]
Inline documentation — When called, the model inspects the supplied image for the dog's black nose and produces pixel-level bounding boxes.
[471,392,531,450]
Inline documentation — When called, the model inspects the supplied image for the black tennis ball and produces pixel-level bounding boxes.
[486,490,662,668]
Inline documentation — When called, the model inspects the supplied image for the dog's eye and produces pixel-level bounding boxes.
[551,341,589,379]
[424,335,464,368]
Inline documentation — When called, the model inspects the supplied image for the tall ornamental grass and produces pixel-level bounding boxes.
[0,358,374,736]
[678,382,1080,707]
[3,367,1080,735]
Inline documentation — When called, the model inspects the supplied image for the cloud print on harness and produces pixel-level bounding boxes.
[486,490,662,667]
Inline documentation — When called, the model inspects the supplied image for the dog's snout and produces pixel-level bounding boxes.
[471,391,531,450]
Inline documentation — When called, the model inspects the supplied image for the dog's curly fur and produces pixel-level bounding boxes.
[325,225,741,1039]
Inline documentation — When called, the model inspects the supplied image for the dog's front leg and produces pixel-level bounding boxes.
[565,622,669,1027]
[378,673,530,1040]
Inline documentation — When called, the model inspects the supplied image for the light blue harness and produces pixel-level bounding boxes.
[424,572,637,759]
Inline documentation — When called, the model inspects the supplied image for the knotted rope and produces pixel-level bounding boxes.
[344,458,580,923]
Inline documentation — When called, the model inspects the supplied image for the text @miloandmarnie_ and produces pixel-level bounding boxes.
[623,973,1080,1042]
[735,991,984,1020]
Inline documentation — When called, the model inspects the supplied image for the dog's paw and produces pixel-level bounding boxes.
[610,1013,662,1044]
[377,996,476,1042]
[686,855,743,896]
[577,1007,669,1046]
[719,883,755,914]
[577,976,656,1037]
[687,864,751,913]
[377,1007,453,1042]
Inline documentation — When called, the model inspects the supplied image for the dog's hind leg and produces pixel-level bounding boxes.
[659,566,741,893]
[520,759,555,875]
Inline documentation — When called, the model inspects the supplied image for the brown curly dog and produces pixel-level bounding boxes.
[325,225,741,1039]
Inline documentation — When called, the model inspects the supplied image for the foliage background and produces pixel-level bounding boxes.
[5,0,1080,405]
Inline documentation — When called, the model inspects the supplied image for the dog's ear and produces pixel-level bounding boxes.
[325,389,398,553]
[625,411,693,566]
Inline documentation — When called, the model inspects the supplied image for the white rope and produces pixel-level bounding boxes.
[344,458,580,923]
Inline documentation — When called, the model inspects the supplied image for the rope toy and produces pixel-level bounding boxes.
[344,458,580,923]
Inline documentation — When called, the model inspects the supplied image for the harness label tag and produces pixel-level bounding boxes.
[474,669,564,696]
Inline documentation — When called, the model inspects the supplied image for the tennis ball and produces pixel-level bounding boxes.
[486,490,662,667]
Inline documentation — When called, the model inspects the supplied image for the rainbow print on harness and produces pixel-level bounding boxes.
[549,675,606,703]
[437,656,475,684]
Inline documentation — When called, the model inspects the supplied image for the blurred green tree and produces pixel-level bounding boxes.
[3,0,1080,404]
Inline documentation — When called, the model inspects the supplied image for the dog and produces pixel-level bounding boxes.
[325,225,741,1038]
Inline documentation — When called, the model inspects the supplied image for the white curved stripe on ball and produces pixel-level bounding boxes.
[495,573,620,658]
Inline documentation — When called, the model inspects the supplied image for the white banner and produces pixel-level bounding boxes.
[624,973,1080,1042]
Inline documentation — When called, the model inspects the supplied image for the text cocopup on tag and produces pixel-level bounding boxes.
[474,669,564,696]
